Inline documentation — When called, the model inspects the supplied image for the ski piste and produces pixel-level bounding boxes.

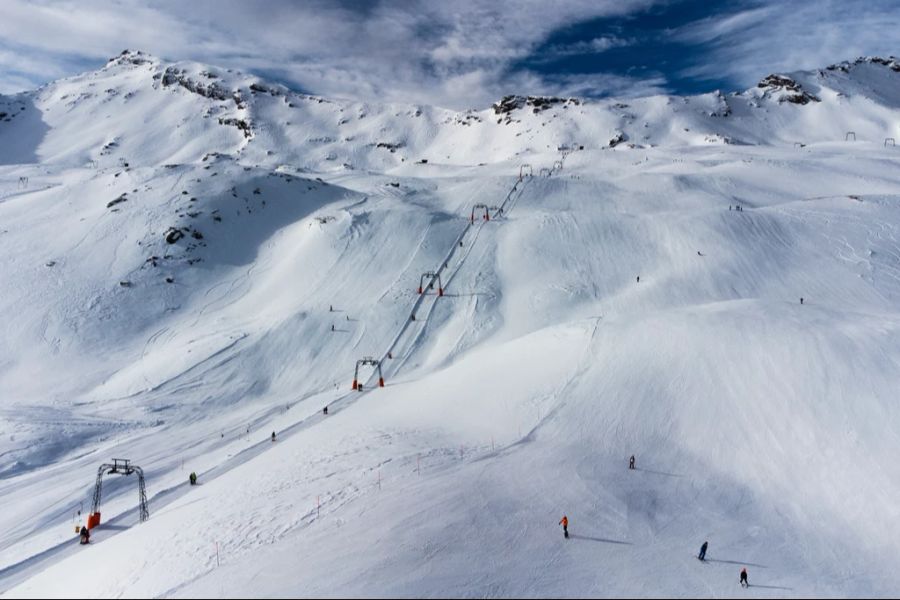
[1,51,900,597]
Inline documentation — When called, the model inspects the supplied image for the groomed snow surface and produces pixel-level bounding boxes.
[1,53,900,598]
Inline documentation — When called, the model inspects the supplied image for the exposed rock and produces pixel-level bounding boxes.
[608,131,627,148]
[828,56,900,73]
[757,74,820,104]
[165,227,185,244]
[375,142,404,152]
[218,117,252,139]
[492,95,580,117]
[107,49,153,67]
[162,66,233,102]
[248,82,281,96]
[107,193,128,208]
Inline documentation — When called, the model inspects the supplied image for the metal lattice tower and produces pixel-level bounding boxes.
[352,357,384,390]
[90,458,149,525]
[470,203,490,223]
[417,271,443,296]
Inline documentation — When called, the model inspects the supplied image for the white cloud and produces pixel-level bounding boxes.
[543,36,635,58]
[0,0,897,107]
[0,0,655,106]
[674,0,900,87]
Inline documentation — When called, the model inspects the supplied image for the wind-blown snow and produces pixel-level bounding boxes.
[1,50,900,598]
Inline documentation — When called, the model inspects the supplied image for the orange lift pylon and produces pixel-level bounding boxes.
[470,203,490,223]
[351,356,384,390]
[417,271,443,296]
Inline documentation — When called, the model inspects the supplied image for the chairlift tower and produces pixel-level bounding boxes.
[352,357,384,390]
[87,458,148,529]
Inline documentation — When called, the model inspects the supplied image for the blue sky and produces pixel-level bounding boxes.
[0,0,898,108]
[516,0,748,95]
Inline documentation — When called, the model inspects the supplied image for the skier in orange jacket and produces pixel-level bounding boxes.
[559,515,569,539]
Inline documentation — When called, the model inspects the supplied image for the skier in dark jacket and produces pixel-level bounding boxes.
[79,525,90,544]
[699,540,708,560]
[629,455,635,470]
[740,567,748,587]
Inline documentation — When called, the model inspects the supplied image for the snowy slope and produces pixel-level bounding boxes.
[1,52,900,598]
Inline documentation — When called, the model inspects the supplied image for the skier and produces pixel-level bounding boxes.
[79,525,90,545]
[189,472,198,485]
[331,324,335,331]
[800,297,804,305]
[636,275,640,283]
[740,567,749,588]
[329,304,333,312]
[559,515,569,539]
[629,455,635,470]
[271,431,276,442]
[323,406,328,415]
[699,540,708,561]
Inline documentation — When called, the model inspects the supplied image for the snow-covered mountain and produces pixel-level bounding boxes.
[3,50,900,170]
[1,51,900,597]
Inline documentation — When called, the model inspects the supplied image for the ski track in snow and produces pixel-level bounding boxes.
[2,53,900,598]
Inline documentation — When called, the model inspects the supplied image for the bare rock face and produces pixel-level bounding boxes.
[827,56,900,73]
[218,117,252,139]
[757,74,820,105]
[161,66,233,102]
[164,227,185,244]
[608,131,627,148]
[106,193,128,209]
[491,95,581,122]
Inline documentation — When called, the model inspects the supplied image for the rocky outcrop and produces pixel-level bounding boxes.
[162,66,234,102]
[608,131,627,148]
[492,95,581,118]
[757,74,820,105]
[106,49,153,67]
[164,227,185,244]
[107,193,128,208]
[827,56,900,73]
[218,117,252,139]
